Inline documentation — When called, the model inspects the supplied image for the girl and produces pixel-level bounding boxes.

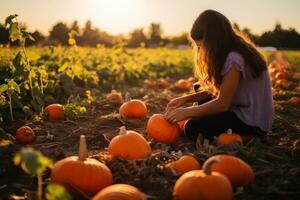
[165,9,273,142]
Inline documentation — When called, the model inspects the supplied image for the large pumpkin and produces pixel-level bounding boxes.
[204,154,254,187]
[45,104,64,120]
[15,126,36,144]
[147,114,181,144]
[108,126,151,160]
[173,157,232,200]
[119,93,147,118]
[51,135,112,195]
[217,129,243,146]
[92,184,146,200]
[167,155,201,174]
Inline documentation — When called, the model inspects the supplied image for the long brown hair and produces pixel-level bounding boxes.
[190,9,267,93]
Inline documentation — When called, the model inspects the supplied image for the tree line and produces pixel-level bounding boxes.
[0,19,300,49]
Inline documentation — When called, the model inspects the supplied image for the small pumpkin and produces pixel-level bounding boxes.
[175,79,190,91]
[92,184,146,200]
[108,126,151,160]
[45,104,64,120]
[106,90,123,102]
[145,80,157,88]
[288,97,300,105]
[204,154,254,187]
[167,155,201,174]
[173,157,232,200]
[15,126,36,144]
[147,114,181,144]
[119,93,147,118]
[158,78,169,88]
[51,135,112,195]
[275,71,291,80]
[217,129,243,146]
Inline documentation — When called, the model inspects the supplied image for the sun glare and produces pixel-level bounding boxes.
[88,0,146,34]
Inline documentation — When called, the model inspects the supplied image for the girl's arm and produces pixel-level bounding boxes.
[184,90,213,103]
[165,64,241,123]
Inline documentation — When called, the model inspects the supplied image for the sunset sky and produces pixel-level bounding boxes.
[1,0,300,36]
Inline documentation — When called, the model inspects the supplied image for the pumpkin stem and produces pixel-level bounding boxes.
[202,157,220,175]
[125,92,131,102]
[227,129,232,135]
[119,126,127,135]
[78,135,88,161]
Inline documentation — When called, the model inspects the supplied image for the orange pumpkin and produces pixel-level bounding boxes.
[158,78,169,88]
[275,79,289,89]
[177,119,189,134]
[119,93,147,118]
[217,129,243,146]
[147,114,181,144]
[15,126,36,144]
[145,80,157,88]
[51,135,112,195]
[204,154,254,187]
[106,90,122,102]
[173,157,232,200]
[288,97,300,105]
[167,155,201,174]
[108,126,151,160]
[92,184,146,200]
[45,104,64,120]
[175,79,190,91]
[275,71,291,80]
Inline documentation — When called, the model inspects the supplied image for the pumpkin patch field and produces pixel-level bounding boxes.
[1,19,300,200]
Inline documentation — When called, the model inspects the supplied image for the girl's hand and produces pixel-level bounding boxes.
[164,107,189,124]
[165,97,187,113]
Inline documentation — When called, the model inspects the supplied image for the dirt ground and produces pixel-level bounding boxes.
[1,52,300,200]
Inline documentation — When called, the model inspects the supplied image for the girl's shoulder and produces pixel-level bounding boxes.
[222,51,246,78]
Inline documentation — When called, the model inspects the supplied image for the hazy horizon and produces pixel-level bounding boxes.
[1,0,300,36]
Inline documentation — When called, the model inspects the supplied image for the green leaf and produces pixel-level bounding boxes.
[0,84,8,92]
[22,30,35,41]
[5,14,18,27]
[45,184,72,200]
[58,62,69,72]
[8,79,20,93]
[9,22,22,42]
[14,148,52,175]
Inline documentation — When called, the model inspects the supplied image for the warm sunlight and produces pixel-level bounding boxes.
[87,0,147,34]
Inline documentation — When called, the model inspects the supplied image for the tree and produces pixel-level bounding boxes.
[127,28,147,47]
[49,22,69,45]
[26,30,45,46]
[149,23,162,46]
[0,23,9,44]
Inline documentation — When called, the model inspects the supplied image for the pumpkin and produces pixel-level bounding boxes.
[92,184,146,200]
[217,129,243,146]
[204,154,254,187]
[167,155,201,174]
[15,126,36,144]
[147,114,181,144]
[108,126,151,160]
[173,157,232,200]
[275,71,291,80]
[119,93,147,118]
[106,90,123,102]
[45,104,64,120]
[158,78,169,88]
[177,119,189,134]
[175,79,190,91]
[145,80,157,88]
[275,79,289,89]
[51,135,112,195]
[288,97,300,105]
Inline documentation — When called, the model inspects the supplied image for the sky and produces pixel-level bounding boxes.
[0,0,300,36]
